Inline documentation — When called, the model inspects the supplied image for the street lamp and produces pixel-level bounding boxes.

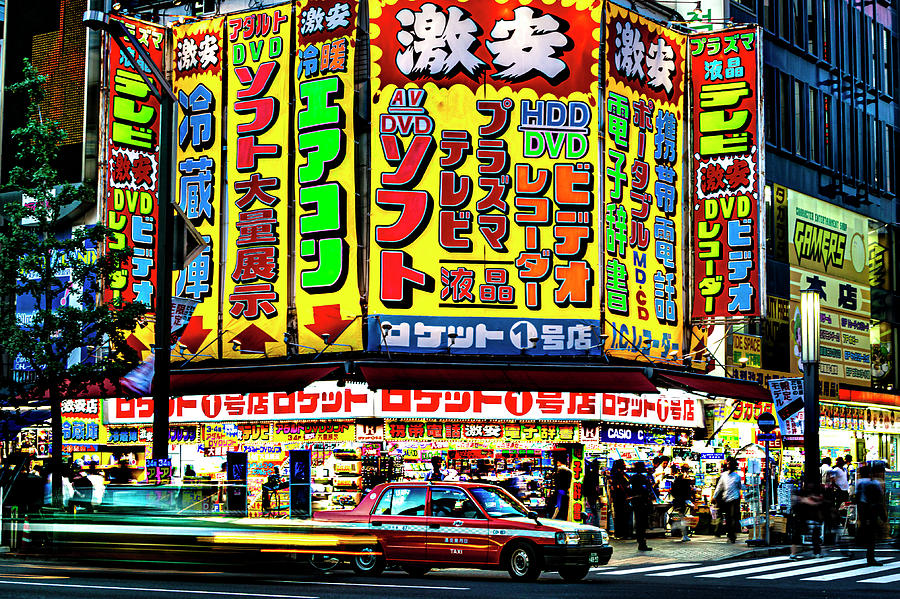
[84,10,175,460]
[800,288,821,484]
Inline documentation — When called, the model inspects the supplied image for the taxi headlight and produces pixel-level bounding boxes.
[555,531,580,545]
[600,530,609,545]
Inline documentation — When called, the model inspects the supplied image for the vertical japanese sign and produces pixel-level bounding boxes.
[104,16,165,359]
[173,17,225,361]
[370,0,603,356]
[224,7,292,359]
[294,0,363,354]
[690,26,764,320]
[603,3,686,360]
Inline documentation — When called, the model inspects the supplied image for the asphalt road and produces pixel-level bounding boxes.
[1,550,898,599]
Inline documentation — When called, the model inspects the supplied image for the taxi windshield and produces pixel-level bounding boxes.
[470,487,529,518]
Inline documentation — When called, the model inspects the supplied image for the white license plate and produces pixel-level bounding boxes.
[589,553,600,565]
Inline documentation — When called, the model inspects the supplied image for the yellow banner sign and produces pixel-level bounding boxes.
[173,17,225,361]
[603,2,686,361]
[223,6,291,359]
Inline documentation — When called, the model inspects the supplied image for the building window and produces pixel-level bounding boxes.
[807,0,819,57]
[764,65,778,148]
[809,88,820,164]
[794,80,806,157]
[779,72,793,152]
[887,127,896,195]
[865,16,875,88]
[793,0,806,49]
[780,0,792,41]
[883,29,896,98]
[822,0,832,63]
[843,102,854,178]
[823,93,834,169]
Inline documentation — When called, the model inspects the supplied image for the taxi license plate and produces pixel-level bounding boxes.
[589,553,600,565]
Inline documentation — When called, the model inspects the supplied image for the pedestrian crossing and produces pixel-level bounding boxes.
[598,553,900,585]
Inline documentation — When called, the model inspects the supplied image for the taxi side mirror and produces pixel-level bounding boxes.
[528,510,540,525]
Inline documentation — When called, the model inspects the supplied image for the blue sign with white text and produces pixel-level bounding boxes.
[367,314,604,356]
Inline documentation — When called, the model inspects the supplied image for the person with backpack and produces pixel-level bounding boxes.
[713,458,742,544]
[670,464,695,542]
[629,461,655,551]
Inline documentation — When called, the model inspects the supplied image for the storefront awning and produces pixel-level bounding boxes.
[32,364,340,402]
[655,371,771,403]
[358,362,658,393]
[838,388,900,408]
[170,364,340,396]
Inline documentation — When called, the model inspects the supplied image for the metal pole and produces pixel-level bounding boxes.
[764,438,770,546]
[152,91,174,461]
[803,362,819,486]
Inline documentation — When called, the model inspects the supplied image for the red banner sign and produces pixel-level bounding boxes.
[103,16,165,312]
[689,26,765,320]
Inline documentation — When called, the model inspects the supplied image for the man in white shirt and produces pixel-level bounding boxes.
[713,458,742,543]
[819,457,832,485]
[831,457,850,501]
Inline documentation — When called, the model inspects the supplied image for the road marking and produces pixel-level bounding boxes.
[748,558,870,580]
[860,571,900,584]
[0,580,317,598]
[279,579,470,591]
[600,562,701,575]
[646,556,792,577]
[699,556,843,578]
[801,559,900,581]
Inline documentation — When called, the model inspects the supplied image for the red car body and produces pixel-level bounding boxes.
[313,481,612,581]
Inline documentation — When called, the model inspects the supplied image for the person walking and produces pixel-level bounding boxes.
[790,482,825,559]
[582,458,601,526]
[551,452,573,520]
[855,464,887,566]
[629,461,655,551]
[670,464,694,542]
[609,459,632,539]
[713,458,742,543]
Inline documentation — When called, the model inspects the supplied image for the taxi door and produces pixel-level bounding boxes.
[426,487,489,564]
[370,486,428,562]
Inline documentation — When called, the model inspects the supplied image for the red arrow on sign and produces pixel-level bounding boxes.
[305,304,353,343]
[231,323,277,353]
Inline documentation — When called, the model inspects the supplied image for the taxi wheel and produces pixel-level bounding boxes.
[505,542,541,581]
[402,565,431,577]
[351,547,385,576]
[559,564,590,582]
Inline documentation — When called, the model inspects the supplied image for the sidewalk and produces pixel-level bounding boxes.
[608,534,789,566]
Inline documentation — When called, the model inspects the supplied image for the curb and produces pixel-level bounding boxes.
[715,544,791,561]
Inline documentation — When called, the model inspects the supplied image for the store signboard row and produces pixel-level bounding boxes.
[102,1,765,369]
[105,383,704,428]
[821,403,900,433]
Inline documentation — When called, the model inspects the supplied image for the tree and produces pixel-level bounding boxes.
[0,60,146,505]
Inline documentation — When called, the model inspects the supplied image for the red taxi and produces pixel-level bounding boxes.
[313,481,612,582]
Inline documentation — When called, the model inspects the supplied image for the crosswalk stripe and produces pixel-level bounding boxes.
[646,556,792,577]
[601,563,701,576]
[860,571,900,584]
[801,559,900,581]
[748,558,870,580]
[698,556,843,578]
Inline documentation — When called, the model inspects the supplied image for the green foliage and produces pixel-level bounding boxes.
[0,59,146,408]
